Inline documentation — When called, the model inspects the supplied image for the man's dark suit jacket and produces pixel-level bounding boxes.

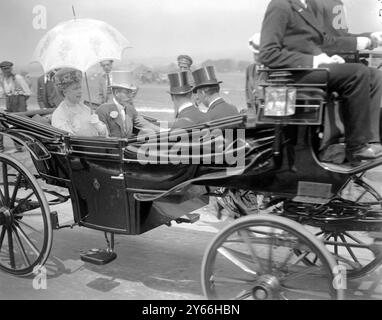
[311,0,371,54]
[259,0,360,68]
[96,102,159,138]
[207,97,239,121]
[37,75,63,109]
[172,105,207,129]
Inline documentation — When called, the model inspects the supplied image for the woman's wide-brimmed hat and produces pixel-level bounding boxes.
[53,68,82,91]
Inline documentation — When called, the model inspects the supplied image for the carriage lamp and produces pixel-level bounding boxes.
[264,87,296,117]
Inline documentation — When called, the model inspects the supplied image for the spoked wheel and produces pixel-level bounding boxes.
[0,154,52,276]
[202,215,343,300]
[333,177,382,278]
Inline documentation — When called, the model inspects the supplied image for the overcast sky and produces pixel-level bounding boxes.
[0,0,382,68]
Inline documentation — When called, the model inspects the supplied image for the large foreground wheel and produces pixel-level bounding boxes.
[202,215,343,300]
[0,154,52,276]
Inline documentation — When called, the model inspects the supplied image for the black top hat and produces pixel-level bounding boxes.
[0,61,13,69]
[192,66,222,91]
[168,71,194,95]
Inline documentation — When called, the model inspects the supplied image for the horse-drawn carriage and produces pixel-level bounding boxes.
[1,62,382,300]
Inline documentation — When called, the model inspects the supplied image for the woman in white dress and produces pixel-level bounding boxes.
[52,68,108,137]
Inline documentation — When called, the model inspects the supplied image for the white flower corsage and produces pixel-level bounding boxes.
[110,111,119,119]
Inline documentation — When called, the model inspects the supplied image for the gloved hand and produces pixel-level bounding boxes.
[313,53,345,68]
[356,37,373,50]
[330,55,345,64]
[90,114,101,125]
[371,31,382,46]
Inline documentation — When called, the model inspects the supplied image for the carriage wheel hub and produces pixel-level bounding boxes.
[252,275,280,300]
[0,207,12,227]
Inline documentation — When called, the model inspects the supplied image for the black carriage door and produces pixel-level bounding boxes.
[68,156,131,233]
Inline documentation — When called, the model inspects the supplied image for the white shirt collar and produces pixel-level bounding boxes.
[178,102,194,114]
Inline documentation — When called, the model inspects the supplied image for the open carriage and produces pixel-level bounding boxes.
[1,63,382,300]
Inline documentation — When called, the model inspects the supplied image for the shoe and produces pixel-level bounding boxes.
[368,143,382,155]
[346,144,382,163]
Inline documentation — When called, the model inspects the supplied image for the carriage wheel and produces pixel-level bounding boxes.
[293,177,382,279]
[201,215,343,300]
[0,154,52,276]
[331,177,382,278]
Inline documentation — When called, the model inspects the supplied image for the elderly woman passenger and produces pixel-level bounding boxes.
[52,68,108,136]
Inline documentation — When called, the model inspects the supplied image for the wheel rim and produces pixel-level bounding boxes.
[202,215,342,300]
[295,228,382,279]
[0,154,52,276]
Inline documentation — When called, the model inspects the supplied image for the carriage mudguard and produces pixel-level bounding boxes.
[0,131,51,161]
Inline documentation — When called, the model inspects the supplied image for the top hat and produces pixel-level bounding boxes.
[168,71,194,95]
[0,61,13,69]
[109,71,137,91]
[192,66,222,91]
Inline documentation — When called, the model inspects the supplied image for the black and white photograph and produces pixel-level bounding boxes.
[0,0,382,305]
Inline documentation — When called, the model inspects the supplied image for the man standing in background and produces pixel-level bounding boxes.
[245,33,262,111]
[37,69,63,109]
[0,61,31,152]
[98,60,114,105]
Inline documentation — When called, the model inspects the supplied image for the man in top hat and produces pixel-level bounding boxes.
[96,71,158,138]
[0,61,32,152]
[97,60,114,105]
[168,71,206,129]
[192,66,239,121]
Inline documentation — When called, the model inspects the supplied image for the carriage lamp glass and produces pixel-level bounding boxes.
[264,87,296,116]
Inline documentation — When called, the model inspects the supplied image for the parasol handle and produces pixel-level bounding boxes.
[72,5,77,20]
[84,72,94,114]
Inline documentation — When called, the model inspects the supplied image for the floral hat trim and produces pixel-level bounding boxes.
[54,68,82,88]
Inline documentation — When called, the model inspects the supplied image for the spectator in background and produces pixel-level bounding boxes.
[245,33,262,111]
[37,69,63,109]
[177,54,203,110]
[0,61,32,152]
[168,71,206,129]
[177,55,194,72]
[98,60,114,105]
[192,66,239,121]
[0,61,31,112]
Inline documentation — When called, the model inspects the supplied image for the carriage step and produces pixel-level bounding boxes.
[80,249,117,265]
[50,211,59,229]
[175,213,200,224]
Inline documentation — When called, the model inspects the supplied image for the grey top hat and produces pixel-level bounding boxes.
[192,66,222,92]
[168,71,194,95]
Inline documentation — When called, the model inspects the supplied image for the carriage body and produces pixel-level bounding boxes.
[1,65,382,299]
